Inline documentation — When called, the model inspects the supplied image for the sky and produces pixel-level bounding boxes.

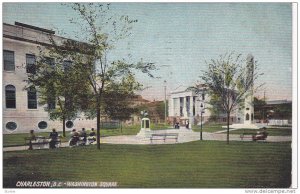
[2,2,293,101]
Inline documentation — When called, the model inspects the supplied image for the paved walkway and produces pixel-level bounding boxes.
[3,128,292,152]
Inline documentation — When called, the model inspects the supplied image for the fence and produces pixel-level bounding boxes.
[100,121,121,129]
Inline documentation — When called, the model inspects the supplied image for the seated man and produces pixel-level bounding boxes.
[89,128,96,137]
[80,128,87,144]
[254,127,268,140]
[87,128,96,144]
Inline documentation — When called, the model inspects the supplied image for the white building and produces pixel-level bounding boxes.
[3,22,96,134]
[168,85,244,126]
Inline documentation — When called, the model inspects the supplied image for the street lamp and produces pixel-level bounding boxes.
[199,102,205,141]
[164,80,167,125]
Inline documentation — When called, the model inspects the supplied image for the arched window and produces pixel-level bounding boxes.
[28,87,37,109]
[246,113,250,121]
[5,85,16,108]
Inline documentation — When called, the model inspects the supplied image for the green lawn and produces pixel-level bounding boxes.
[223,128,292,136]
[192,123,224,133]
[3,141,291,188]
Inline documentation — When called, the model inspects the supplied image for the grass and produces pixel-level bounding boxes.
[3,141,291,188]
[192,123,224,133]
[222,128,292,136]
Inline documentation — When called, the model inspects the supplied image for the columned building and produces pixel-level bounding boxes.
[168,85,243,126]
[168,85,211,126]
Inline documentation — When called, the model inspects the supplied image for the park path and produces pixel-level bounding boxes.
[3,128,291,152]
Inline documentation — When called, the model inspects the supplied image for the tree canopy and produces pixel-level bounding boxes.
[200,52,262,144]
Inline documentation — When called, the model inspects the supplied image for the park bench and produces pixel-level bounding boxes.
[25,136,61,150]
[150,133,178,143]
[252,131,268,141]
[240,131,268,141]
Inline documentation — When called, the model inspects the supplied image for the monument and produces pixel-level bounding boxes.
[228,54,265,129]
[136,117,152,138]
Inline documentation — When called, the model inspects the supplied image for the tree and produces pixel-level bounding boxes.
[27,45,92,137]
[65,3,156,150]
[102,75,141,132]
[200,52,262,144]
[253,97,267,120]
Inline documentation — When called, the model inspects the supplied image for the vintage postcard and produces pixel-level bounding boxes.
[1,1,297,192]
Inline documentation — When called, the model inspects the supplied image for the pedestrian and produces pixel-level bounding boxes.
[49,128,59,149]
[186,121,189,129]
[28,130,36,150]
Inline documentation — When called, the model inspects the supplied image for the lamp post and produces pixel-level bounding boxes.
[164,80,167,125]
[199,102,205,141]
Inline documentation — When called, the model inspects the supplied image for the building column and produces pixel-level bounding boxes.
[183,97,187,117]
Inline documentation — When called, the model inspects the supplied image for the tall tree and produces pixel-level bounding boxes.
[102,75,141,132]
[65,3,156,149]
[253,97,267,120]
[26,45,91,137]
[200,52,262,144]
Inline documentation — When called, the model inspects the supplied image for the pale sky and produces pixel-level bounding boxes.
[3,3,293,101]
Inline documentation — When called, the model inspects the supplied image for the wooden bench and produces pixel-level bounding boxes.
[240,132,268,141]
[25,136,61,150]
[252,132,268,141]
[150,133,178,143]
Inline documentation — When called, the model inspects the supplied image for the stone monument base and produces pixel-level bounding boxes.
[136,128,152,138]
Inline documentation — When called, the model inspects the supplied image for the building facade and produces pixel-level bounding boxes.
[168,85,243,126]
[3,22,97,134]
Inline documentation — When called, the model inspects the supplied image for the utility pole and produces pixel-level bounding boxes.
[164,80,167,125]
[263,90,266,121]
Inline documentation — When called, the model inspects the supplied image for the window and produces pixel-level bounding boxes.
[66,121,74,128]
[202,93,205,100]
[6,122,17,131]
[26,54,36,74]
[5,85,16,108]
[38,121,48,129]
[28,87,37,109]
[3,50,15,71]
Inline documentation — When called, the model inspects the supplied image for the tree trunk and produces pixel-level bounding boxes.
[227,112,230,144]
[120,121,123,133]
[96,104,101,150]
[62,117,66,137]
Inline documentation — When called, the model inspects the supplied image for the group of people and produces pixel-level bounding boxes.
[27,127,97,150]
[69,128,96,146]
